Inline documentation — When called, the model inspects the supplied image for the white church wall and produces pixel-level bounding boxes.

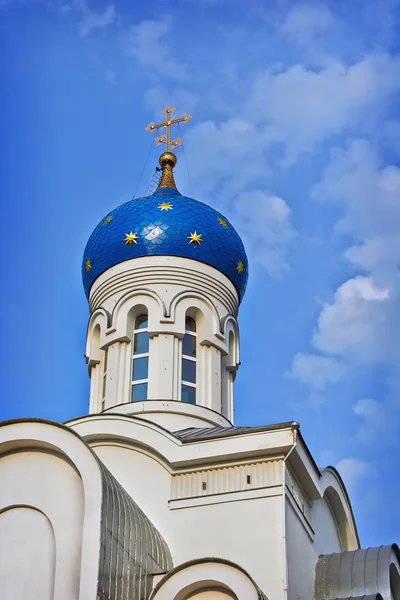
[134,410,222,430]
[0,506,55,600]
[87,430,288,600]
[168,494,285,600]
[312,498,343,556]
[0,421,107,600]
[285,497,317,600]
[102,400,232,430]
[0,450,84,600]
[69,415,296,473]
[86,256,240,420]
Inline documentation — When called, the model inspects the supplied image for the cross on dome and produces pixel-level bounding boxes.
[145,106,192,153]
[145,106,192,192]
[82,107,248,302]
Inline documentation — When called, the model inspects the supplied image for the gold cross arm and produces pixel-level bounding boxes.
[154,135,182,149]
[145,106,191,152]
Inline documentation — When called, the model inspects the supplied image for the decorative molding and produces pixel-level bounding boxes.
[169,485,283,510]
[89,257,238,316]
[171,459,283,500]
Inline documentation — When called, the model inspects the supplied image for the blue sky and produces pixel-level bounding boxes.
[0,0,399,547]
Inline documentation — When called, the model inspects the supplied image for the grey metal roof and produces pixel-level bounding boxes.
[96,459,173,600]
[315,546,400,600]
[174,422,298,442]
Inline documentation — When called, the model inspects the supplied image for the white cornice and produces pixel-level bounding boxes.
[88,255,239,316]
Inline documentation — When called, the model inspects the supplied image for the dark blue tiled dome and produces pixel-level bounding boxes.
[82,188,248,301]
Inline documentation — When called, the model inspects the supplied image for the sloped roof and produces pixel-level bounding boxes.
[174,422,298,442]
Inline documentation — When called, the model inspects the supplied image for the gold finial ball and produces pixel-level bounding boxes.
[159,151,177,168]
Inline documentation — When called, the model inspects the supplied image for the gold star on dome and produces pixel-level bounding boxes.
[85,258,92,272]
[218,217,228,228]
[104,216,112,225]
[237,260,244,274]
[124,231,138,245]
[158,201,173,212]
[188,231,203,246]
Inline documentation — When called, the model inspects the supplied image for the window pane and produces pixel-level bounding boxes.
[132,356,148,381]
[185,316,196,333]
[182,384,196,404]
[135,315,148,330]
[182,358,196,383]
[134,332,149,355]
[182,333,196,357]
[132,383,148,402]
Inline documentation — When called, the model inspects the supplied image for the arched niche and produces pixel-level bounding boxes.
[0,420,103,600]
[85,309,109,361]
[150,558,267,600]
[87,324,107,412]
[171,293,222,344]
[112,289,164,340]
[323,485,354,551]
[222,316,239,363]
[0,506,56,600]
[177,582,237,599]
[316,467,359,552]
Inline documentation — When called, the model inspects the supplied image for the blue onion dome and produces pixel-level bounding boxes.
[82,151,248,301]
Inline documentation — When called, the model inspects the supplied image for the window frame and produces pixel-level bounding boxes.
[181,316,197,403]
[132,315,149,401]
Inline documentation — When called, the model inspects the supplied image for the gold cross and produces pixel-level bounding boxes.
[145,106,192,152]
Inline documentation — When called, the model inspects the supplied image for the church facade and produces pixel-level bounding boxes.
[0,109,399,600]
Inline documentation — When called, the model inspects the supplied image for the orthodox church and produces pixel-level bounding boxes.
[0,108,399,600]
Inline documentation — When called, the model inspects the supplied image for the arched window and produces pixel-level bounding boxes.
[181,316,196,404]
[132,314,149,401]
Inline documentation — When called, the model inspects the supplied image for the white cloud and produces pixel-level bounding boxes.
[181,118,269,199]
[352,397,400,445]
[335,457,369,491]
[313,140,400,242]
[308,140,400,368]
[345,236,400,272]
[70,0,115,35]
[313,276,391,362]
[353,398,388,442]
[313,140,400,274]
[280,3,335,46]
[246,54,400,161]
[126,16,189,81]
[289,352,346,390]
[172,113,297,276]
[233,191,297,276]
